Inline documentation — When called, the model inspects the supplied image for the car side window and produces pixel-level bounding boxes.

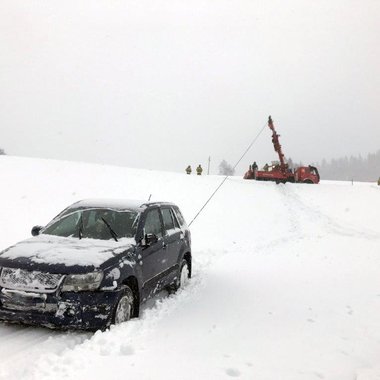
[144,209,163,238]
[170,208,180,229]
[173,206,186,227]
[161,208,176,234]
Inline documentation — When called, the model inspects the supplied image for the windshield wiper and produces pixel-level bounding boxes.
[101,218,118,242]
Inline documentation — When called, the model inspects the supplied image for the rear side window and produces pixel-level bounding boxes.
[173,206,186,227]
[170,208,180,228]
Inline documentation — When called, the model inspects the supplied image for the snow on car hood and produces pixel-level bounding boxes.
[0,234,135,268]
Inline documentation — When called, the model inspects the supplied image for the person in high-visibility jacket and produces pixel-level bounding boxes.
[185,165,192,175]
[196,164,203,175]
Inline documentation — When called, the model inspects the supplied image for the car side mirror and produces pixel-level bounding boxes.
[141,233,158,247]
[31,225,43,236]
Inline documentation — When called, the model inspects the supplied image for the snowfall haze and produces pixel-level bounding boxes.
[1,0,380,172]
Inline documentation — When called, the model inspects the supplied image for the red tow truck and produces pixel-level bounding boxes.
[244,116,320,184]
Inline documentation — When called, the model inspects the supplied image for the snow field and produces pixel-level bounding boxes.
[0,156,380,379]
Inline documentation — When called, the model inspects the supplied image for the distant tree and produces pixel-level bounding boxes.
[218,160,235,176]
[0,148,5,155]
[317,149,380,182]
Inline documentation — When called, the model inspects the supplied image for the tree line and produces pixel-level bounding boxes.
[288,150,380,182]
[316,150,380,182]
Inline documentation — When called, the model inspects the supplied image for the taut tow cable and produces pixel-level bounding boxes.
[188,122,267,227]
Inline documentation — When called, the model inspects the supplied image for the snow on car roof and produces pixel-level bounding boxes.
[70,199,147,211]
[67,199,176,212]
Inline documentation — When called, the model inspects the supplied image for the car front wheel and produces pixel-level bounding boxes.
[113,286,134,325]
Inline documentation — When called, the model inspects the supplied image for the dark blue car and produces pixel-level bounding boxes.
[0,199,192,330]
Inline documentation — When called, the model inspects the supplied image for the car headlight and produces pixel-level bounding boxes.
[61,271,104,292]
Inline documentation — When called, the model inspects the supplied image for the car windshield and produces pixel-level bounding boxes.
[43,208,139,240]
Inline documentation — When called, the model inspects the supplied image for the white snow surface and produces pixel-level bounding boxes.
[1,235,135,268]
[0,156,380,380]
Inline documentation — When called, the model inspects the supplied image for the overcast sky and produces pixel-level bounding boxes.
[1,0,379,174]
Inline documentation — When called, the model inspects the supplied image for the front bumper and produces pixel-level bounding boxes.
[0,288,121,330]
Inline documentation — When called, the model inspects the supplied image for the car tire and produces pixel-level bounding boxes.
[167,259,190,294]
[112,285,134,325]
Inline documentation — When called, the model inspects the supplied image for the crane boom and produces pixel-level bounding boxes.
[268,116,287,173]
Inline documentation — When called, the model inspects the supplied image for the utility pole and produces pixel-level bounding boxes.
[207,156,211,175]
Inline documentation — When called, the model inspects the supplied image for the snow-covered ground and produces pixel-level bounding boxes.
[0,156,379,380]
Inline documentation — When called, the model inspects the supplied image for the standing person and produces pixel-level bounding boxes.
[263,163,269,171]
[252,161,258,179]
[196,164,203,175]
[185,165,192,175]
[377,177,380,186]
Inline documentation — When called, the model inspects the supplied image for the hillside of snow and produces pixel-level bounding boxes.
[0,156,379,380]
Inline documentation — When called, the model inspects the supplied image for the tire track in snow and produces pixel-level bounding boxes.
[250,184,307,254]
[0,324,90,379]
[252,183,380,257]
[0,325,53,357]
[277,184,380,241]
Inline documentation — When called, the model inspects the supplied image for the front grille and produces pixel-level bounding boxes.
[0,288,58,312]
[0,267,64,293]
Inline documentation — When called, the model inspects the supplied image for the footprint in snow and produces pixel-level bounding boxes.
[119,344,135,356]
[99,347,111,356]
[225,368,241,377]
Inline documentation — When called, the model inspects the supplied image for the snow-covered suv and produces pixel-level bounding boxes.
[0,199,191,330]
